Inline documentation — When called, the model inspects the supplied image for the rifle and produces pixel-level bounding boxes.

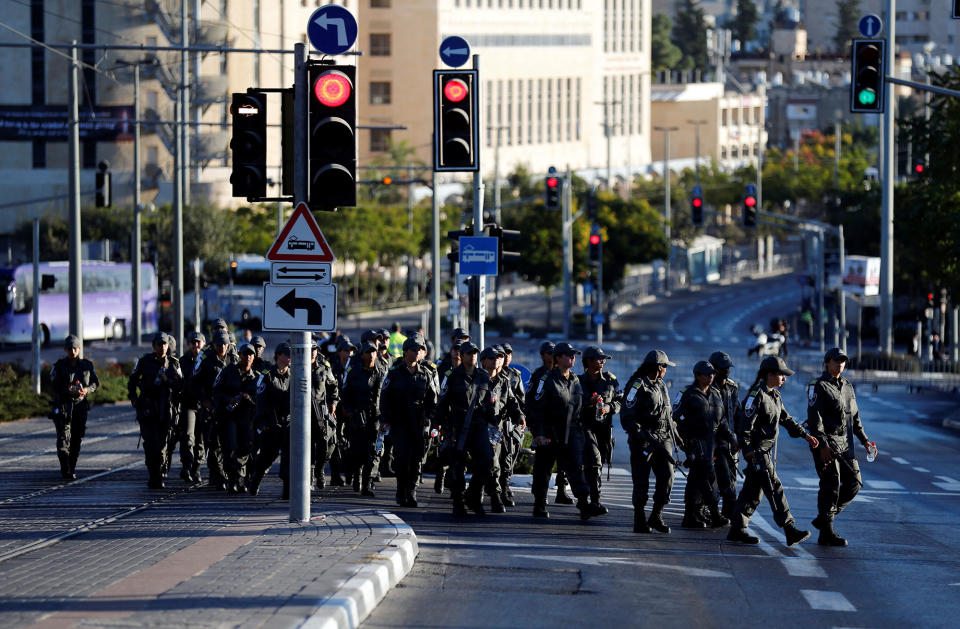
[638,428,686,477]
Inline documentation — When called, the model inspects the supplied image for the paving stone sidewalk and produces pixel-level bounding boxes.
[0,485,417,629]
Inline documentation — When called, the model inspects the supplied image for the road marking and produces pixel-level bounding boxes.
[800,590,856,612]
[933,476,960,491]
[891,457,910,465]
[712,336,722,343]
[913,467,930,473]
[512,554,732,578]
[639,334,651,341]
[692,336,704,342]
[794,477,822,486]
[936,476,959,483]
[728,336,739,343]
[0,427,140,465]
[675,335,686,341]
[657,335,667,341]
[865,480,904,490]
[751,515,827,578]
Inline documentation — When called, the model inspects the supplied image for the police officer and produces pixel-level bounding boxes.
[387,321,407,358]
[806,347,872,546]
[675,361,733,528]
[381,336,438,507]
[709,351,745,521]
[432,339,463,495]
[480,345,523,513]
[578,346,620,516]
[620,349,678,534]
[310,339,340,489]
[249,343,292,498]
[213,342,260,493]
[49,335,99,480]
[177,331,206,483]
[251,336,271,372]
[498,343,527,507]
[340,341,385,497]
[727,356,820,546]
[332,337,356,386]
[434,341,483,513]
[530,342,598,521]
[128,333,182,489]
[436,337,465,385]
[193,329,235,489]
[527,341,572,505]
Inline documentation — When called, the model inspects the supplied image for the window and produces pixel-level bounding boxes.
[370,129,391,152]
[370,81,391,105]
[370,0,390,6]
[369,33,391,56]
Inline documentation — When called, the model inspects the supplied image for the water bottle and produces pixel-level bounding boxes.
[429,428,439,439]
[375,432,385,454]
[865,442,878,462]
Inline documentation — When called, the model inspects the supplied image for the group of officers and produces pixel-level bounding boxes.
[50,322,873,547]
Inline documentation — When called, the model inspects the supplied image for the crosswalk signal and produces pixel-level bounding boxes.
[545,173,562,210]
[434,70,479,172]
[743,184,758,228]
[850,39,885,114]
[308,64,357,211]
[691,185,703,226]
[230,91,267,199]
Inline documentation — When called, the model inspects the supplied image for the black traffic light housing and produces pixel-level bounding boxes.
[743,184,758,228]
[850,39,885,114]
[954,0,960,19]
[95,160,111,208]
[545,174,562,210]
[309,63,357,211]
[589,224,601,266]
[487,224,522,270]
[446,227,474,262]
[230,91,267,199]
[691,185,704,226]
[434,70,479,172]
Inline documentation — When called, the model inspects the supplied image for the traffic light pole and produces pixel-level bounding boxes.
[68,42,83,354]
[290,43,312,523]
[471,55,485,348]
[596,236,604,344]
[562,167,573,339]
[879,0,896,356]
[431,161,441,359]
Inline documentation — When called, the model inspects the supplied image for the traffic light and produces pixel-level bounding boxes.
[308,63,357,211]
[743,184,758,228]
[229,259,238,281]
[691,185,703,226]
[913,160,925,176]
[545,175,562,210]
[446,227,473,262]
[850,39,885,114]
[230,91,267,199]
[589,224,601,265]
[95,160,111,208]
[433,70,479,172]
[954,0,960,19]
[487,224,522,270]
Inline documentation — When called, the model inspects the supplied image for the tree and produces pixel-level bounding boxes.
[834,0,861,54]
[652,14,684,72]
[672,0,710,73]
[731,0,760,47]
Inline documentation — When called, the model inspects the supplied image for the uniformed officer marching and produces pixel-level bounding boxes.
[479,345,523,513]
[527,341,572,505]
[380,336,438,507]
[578,345,620,516]
[249,343,293,497]
[727,356,820,546]
[49,335,99,480]
[675,360,734,528]
[708,351,745,521]
[340,341,385,497]
[310,339,340,489]
[128,332,182,489]
[530,342,599,521]
[193,329,236,489]
[213,342,260,493]
[806,347,872,546]
[620,349,679,534]
[177,331,206,484]
[499,343,527,507]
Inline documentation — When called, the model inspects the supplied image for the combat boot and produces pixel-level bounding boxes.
[501,490,516,507]
[58,452,74,480]
[466,490,486,516]
[708,505,730,528]
[361,474,375,497]
[452,498,468,517]
[554,484,574,504]
[682,506,708,528]
[248,470,264,496]
[784,522,811,546]
[490,492,507,513]
[533,500,550,518]
[815,518,848,547]
[588,489,608,516]
[353,473,361,493]
[648,504,670,533]
[634,510,651,533]
[577,497,592,522]
[434,469,445,494]
[727,527,759,544]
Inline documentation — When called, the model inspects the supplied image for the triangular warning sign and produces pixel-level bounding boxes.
[266,202,336,262]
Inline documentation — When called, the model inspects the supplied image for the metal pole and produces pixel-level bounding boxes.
[834,116,841,190]
[605,102,612,189]
[838,224,846,354]
[596,236,603,344]
[817,230,825,353]
[193,257,201,332]
[192,0,201,184]
[655,126,678,293]
[32,219,40,394]
[757,84,765,209]
[406,163,415,302]
[688,119,706,187]
[181,0,191,206]
[290,43,311,523]
[857,296,863,363]
[471,54,485,348]
[493,126,502,319]
[562,166,572,338]
[171,0,186,353]
[132,63,142,347]
[952,306,959,363]
[880,0,896,355]
[68,42,83,353]
[431,164,441,357]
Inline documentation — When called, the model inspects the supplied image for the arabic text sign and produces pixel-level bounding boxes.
[458,236,498,276]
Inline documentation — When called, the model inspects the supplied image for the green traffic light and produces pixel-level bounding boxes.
[857,88,877,106]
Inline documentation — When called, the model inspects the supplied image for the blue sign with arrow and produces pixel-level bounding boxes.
[459,236,498,276]
[745,183,757,196]
[439,35,471,68]
[858,14,882,38]
[307,5,358,55]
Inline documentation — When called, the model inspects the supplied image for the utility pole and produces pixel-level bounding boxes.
[838,224,847,354]
[688,119,707,187]
[490,125,504,318]
[654,126,678,293]
[562,166,573,338]
[172,0,188,353]
[470,54,485,348]
[68,42,83,354]
[32,219,40,393]
[597,99,621,190]
[834,113,842,190]
[430,161,441,358]
[879,0,896,355]
[132,61,142,346]
[406,162,416,302]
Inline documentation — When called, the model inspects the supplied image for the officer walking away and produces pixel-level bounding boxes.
[530,343,599,521]
[249,343,292,498]
[578,346,620,516]
[675,361,733,528]
[620,350,679,534]
[49,335,99,480]
[177,331,206,483]
[727,356,819,546]
[806,347,873,546]
[387,321,407,358]
[213,342,260,493]
[128,333,182,489]
[380,336,438,507]
[340,341,385,496]
[708,351,745,521]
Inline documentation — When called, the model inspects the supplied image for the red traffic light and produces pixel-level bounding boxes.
[382,176,392,185]
[443,78,469,103]
[589,234,601,246]
[928,293,934,301]
[692,197,703,208]
[744,195,757,207]
[914,163,924,174]
[314,70,352,107]
[546,176,559,188]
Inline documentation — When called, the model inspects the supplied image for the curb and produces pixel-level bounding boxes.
[298,510,418,629]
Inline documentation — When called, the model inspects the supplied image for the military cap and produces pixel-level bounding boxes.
[274,342,292,356]
[378,328,391,339]
[64,334,81,349]
[583,345,612,361]
[151,332,169,345]
[501,343,514,354]
[539,341,557,355]
[642,349,675,367]
[360,341,378,354]
[451,327,470,340]
[824,347,849,363]
[402,337,426,352]
[238,342,256,355]
[479,346,503,360]
[251,335,267,349]
[212,330,230,345]
[760,355,795,376]
[708,351,734,369]
[450,339,465,351]
[337,336,357,351]
[459,341,480,354]
[360,329,380,343]
[211,318,228,330]
[553,342,581,356]
[693,360,717,376]
[187,331,206,344]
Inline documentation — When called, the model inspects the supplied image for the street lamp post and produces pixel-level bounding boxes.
[687,119,707,187]
[654,126,679,293]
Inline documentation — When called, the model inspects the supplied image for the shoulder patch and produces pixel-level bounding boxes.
[744,388,760,416]
[625,380,642,406]
[534,377,546,400]
[807,383,817,406]
[256,374,265,395]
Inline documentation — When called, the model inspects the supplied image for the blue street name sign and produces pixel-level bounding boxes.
[858,14,882,38]
[307,5,358,55]
[439,35,471,68]
[459,236,499,276]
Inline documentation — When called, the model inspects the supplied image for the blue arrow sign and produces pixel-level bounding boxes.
[459,236,499,276]
[439,35,471,68]
[692,184,702,196]
[307,5,358,55]
[745,183,757,196]
[592,312,605,326]
[858,14,882,38]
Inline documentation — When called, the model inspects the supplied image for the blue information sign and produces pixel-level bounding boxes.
[745,183,757,196]
[584,304,594,316]
[592,312,606,326]
[307,5,358,55]
[439,36,471,68]
[858,14,882,38]
[458,236,499,276]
